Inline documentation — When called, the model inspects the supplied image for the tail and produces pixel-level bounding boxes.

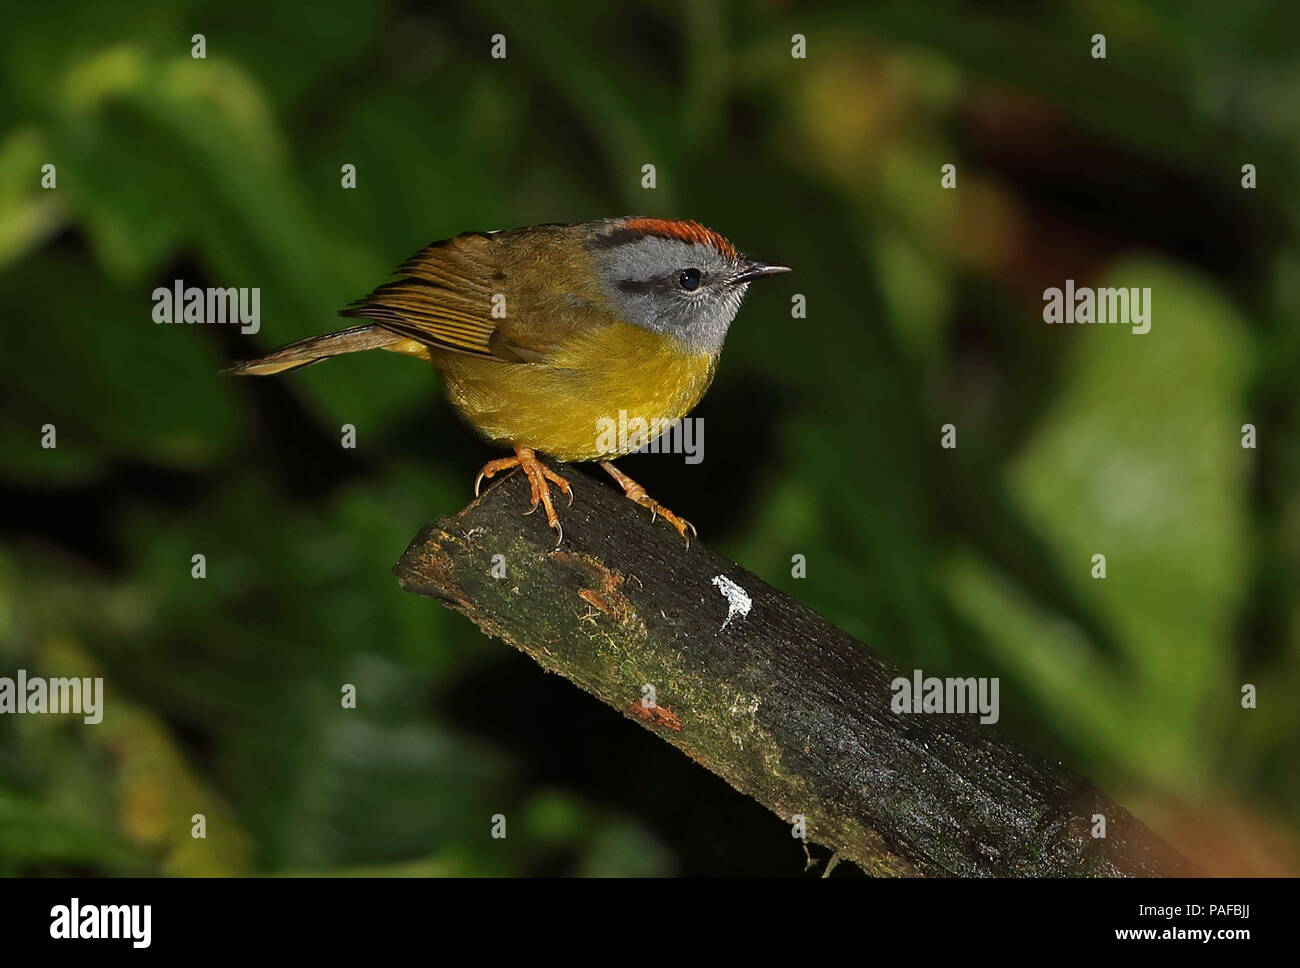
[222,324,427,376]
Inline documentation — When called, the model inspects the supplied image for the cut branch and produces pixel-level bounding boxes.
[393,465,1189,877]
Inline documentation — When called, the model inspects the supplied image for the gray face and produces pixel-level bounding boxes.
[589,235,755,356]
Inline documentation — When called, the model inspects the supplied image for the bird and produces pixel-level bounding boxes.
[225,216,789,545]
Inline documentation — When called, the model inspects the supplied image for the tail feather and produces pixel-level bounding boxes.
[222,324,422,376]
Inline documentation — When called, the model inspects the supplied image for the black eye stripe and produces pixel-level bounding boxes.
[613,266,711,297]
[615,277,670,296]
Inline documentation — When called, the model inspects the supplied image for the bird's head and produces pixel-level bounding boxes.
[586,217,789,355]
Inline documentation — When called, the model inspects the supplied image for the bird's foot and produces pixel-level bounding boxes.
[599,461,696,546]
[475,447,572,547]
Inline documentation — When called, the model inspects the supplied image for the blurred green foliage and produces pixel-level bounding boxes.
[1,0,1298,875]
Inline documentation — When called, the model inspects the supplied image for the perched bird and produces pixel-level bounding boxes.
[226,217,789,544]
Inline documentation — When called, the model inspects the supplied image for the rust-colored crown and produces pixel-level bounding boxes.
[600,217,738,259]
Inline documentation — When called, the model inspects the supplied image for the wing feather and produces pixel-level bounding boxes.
[340,232,506,359]
[339,225,610,364]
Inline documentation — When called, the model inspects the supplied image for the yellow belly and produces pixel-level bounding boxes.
[433,323,717,462]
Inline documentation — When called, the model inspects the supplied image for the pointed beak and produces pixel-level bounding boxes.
[731,261,791,285]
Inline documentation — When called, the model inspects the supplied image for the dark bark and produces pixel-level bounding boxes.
[393,464,1189,877]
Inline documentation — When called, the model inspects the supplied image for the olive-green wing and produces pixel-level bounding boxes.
[339,228,605,364]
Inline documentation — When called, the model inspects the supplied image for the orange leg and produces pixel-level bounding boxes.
[475,446,573,546]
[599,461,696,546]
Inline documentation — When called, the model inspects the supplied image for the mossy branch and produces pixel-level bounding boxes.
[392,465,1188,877]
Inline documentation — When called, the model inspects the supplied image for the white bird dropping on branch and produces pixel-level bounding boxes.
[711,575,752,629]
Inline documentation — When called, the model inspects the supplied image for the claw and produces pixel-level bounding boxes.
[598,460,696,547]
[474,447,571,546]
[542,465,573,508]
[474,454,524,498]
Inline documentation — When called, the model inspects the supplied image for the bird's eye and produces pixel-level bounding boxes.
[677,268,702,292]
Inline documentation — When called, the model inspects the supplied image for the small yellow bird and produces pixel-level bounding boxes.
[227,217,789,544]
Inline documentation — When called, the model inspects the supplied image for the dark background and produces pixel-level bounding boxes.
[1,0,1297,876]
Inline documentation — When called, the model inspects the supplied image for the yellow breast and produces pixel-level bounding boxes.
[434,323,717,462]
